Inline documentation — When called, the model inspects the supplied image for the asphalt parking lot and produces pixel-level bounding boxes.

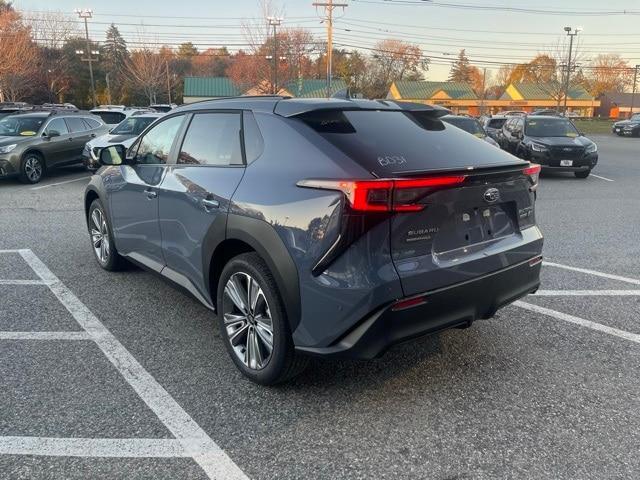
[0,134,639,479]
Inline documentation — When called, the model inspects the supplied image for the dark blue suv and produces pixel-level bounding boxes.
[85,96,543,385]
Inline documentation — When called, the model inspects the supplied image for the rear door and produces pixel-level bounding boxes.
[64,117,94,162]
[158,110,247,303]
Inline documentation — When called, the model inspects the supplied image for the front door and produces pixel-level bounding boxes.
[108,114,186,271]
[159,111,246,302]
[42,118,71,167]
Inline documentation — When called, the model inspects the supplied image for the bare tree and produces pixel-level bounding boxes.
[25,10,79,49]
[125,46,166,104]
[0,10,40,101]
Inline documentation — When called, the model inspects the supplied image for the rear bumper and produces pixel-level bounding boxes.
[296,256,542,359]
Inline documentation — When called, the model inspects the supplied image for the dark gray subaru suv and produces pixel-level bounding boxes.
[85,96,543,385]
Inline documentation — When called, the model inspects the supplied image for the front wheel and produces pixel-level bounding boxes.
[88,199,125,271]
[19,153,45,184]
[217,252,308,385]
[574,169,591,179]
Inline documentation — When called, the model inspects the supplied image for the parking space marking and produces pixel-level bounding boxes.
[515,300,640,345]
[30,176,91,191]
[9,249,248,480]
[0,437,189,458]
[0,331,91,340]
[590,173,614,182]
[543,261,640,286]
[0,279,50,285]
[534,289,640,296]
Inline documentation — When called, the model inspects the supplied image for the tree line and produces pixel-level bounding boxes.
[0,1,635,108]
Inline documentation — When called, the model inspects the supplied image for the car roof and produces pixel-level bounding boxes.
[173,96,451,118]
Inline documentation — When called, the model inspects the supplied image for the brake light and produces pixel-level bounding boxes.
[298,176,466,212]
[523,163,541,186]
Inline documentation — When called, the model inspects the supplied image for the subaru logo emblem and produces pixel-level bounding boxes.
[483,188,500,204]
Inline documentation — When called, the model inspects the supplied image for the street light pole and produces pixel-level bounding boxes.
[76,8,97,108]
[562,26,580,114]
[267,17,282,95]
[630,65,639,118]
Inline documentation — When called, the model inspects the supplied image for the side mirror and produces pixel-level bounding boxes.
[46,130,60,138]
[99,144,126,166]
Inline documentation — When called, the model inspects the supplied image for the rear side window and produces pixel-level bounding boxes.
[65,117,88,133]
[178,113,242,166]
[84,117,101,129]
[297,109,518,174]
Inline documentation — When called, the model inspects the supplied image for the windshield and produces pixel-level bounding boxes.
[0,116,45,137]
[631,114,640,122]
[111,117,157,135]
[443,117,484,136]
[525,118,579,137]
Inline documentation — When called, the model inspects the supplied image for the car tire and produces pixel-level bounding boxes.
[574,169,591,179]
[88,199,126,271]
[217,252,308,385]
[19,152,45,184]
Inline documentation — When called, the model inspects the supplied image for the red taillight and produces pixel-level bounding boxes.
[298,176,466,212]
[523,163,541,186]
[392,295,427,311]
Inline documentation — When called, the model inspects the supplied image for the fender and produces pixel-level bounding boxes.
[211,213,301,330]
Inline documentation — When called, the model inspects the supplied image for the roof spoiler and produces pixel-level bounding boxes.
[275,97,451,118]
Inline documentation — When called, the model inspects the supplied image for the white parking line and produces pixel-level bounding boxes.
[534,289,640,296]
[543,261,640,286]
[590,173,614,182]
[5,249,248,480]
[0,279,50,285]
[515,300,640,345]
[30,176,90,190]
[0,331,91,340]
[0,437,188,458]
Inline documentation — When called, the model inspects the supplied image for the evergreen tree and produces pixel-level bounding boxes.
[102,24,128,102]
[448,49,472,83]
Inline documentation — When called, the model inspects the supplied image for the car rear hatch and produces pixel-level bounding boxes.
[291,104,541,296]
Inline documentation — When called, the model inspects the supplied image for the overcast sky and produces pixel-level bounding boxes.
[13,0,640,81]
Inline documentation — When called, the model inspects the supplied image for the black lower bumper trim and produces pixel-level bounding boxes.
[296,257,542,359]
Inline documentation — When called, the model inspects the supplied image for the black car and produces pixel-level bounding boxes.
[481,115,508,146]
[442,115,499,147]
[84,96,543,384]
[502,115,597,178]
[530,109,561,116]
[612,113,640,136]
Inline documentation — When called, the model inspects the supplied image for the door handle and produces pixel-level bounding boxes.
[68,137,74,142]
[202,198,219,210]
[144,189,158,199]
[91,133,96,138]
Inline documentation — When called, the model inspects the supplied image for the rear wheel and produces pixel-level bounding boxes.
[217,252,307,385]
[574,169,591,179]
[19,152,45,184]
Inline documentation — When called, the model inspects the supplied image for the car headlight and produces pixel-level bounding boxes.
[0,144,17,154]
[585,143,597,153]
[530,142,548,152]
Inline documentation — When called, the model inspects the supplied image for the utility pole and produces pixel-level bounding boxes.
[562,26,581,114]
[267,17,282,95]
[105,72,111,104]
[313,0,347,97]
[165,60,172,104]
[75,8,98,108]
[630,64,639,118]
[480,67,487,115]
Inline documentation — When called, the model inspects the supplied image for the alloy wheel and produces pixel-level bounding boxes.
[24,157,43,182]
[223,272,274,370]
[90,208,110,264]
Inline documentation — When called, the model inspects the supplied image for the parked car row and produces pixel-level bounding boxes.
[612,113,640,137]
[0,104,175,184]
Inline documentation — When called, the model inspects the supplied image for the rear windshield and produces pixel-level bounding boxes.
[525,118,579,137]
[297,109,518,174]
[112,116,157,135]
[92,111,126,125]
[442,117,484,136]
[487,118,506,128]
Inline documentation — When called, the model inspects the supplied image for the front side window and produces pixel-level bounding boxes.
[0,116,46,137]
[45,118,69,136]
[178,113,242,166]
[525,118,579,137]
[135,115,184,165]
